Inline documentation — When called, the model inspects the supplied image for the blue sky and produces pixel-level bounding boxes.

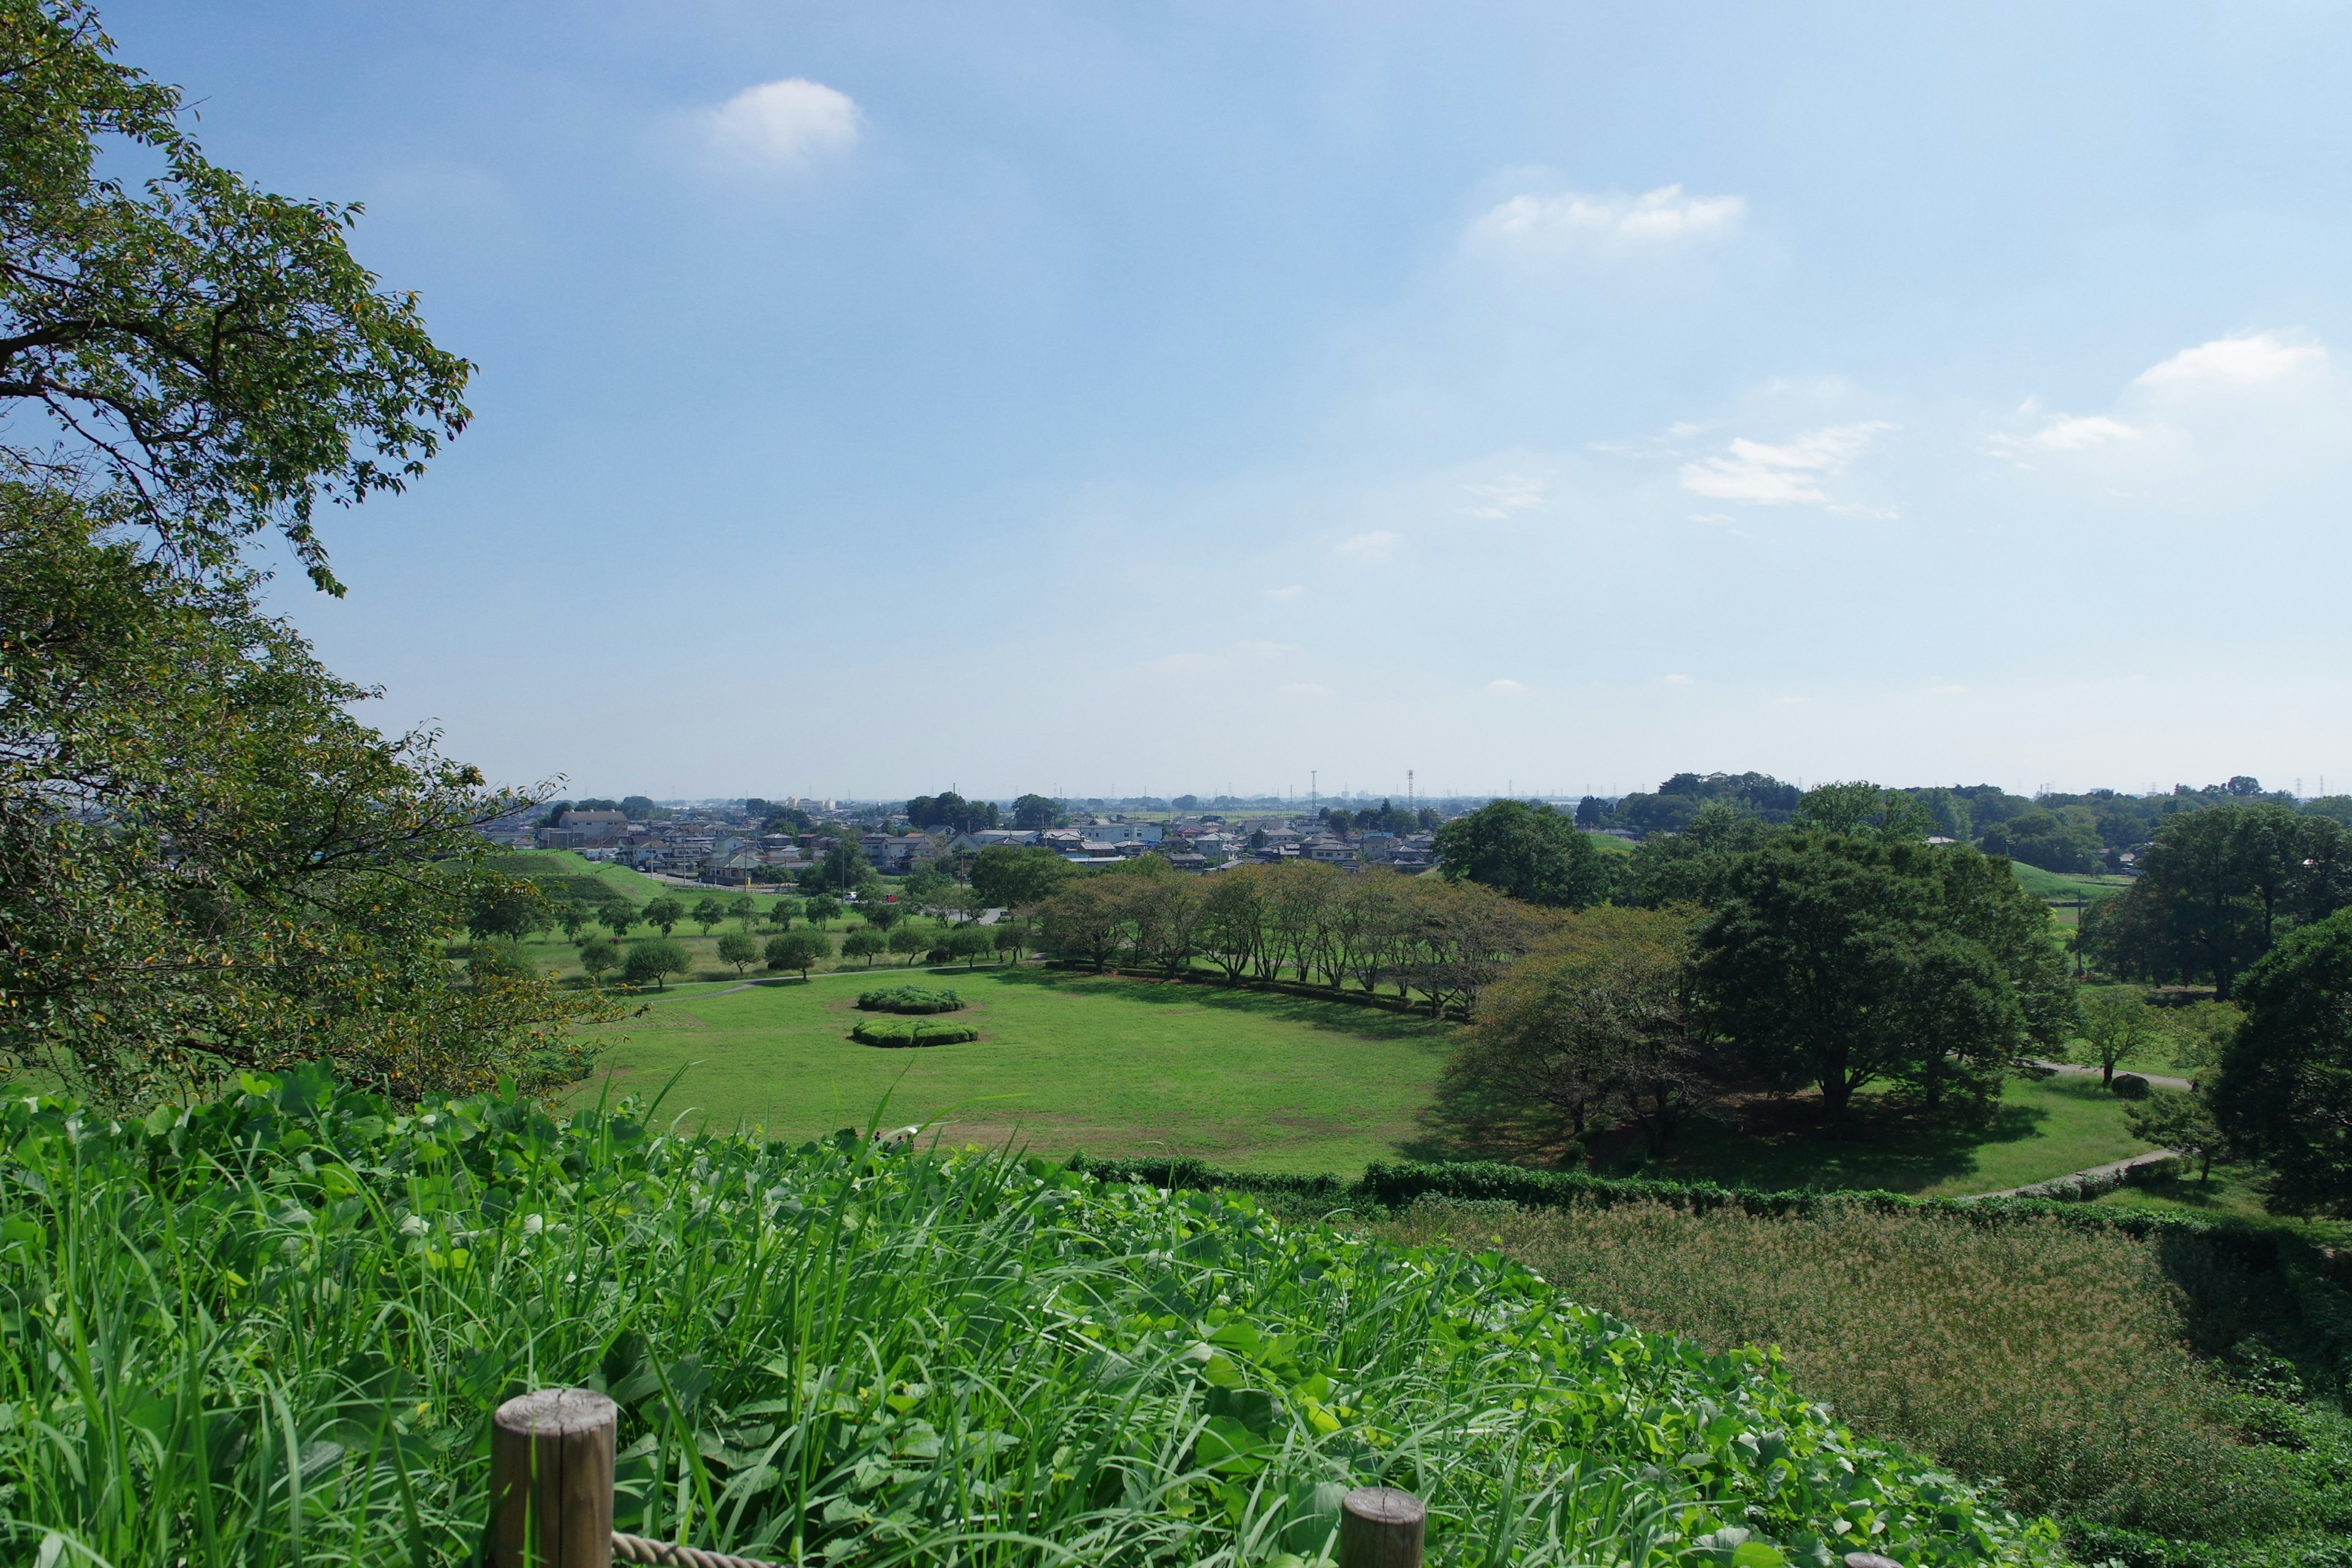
[108,2,2352,801]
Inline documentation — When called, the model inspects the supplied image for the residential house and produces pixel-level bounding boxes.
[538,808,628,850]
[1303,836,1357,865]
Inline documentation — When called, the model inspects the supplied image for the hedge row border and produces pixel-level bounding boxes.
[1060,1153,2298,1265]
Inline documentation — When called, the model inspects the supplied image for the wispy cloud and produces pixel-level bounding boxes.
[1471,184,1746,256]
[704,78,862,168]
[1680,423,1895,506]
[1264,584,1305,601]
[1488,678,1526,693]
[1462,476,1547,519]
[1992,413,2141,455]
[1663,673,1694,686]
[1336,530,1398,563]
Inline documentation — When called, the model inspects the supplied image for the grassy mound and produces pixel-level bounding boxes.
[856,984,965,1014]
[0,1070,2060,1567]
[850,1017,981,1047]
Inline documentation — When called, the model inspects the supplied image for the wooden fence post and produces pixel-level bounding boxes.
[1338,1487,1425,1568]
[491,1387,619,1568]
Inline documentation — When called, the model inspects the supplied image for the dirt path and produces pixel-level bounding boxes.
[2028,1059,2195,1091]
[1964,1147,2182,1201]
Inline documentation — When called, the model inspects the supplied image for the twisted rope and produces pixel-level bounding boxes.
[612,1529,787,1568]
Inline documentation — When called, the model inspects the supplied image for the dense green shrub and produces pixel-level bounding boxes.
[856,985,965,1014]
[2113,1072,2152,1100]
[850,1017,981,1047]
[0,1070,2064,1567]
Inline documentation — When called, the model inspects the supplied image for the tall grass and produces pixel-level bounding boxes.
[1384,1199,2298,1542]
[0,1068,2061,1567]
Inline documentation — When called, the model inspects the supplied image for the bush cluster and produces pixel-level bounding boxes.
[850,1017,981,1047]
[854,985,965,1014]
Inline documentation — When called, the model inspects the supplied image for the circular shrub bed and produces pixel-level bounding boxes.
[856,985,965,1014]
[851,1017,981,1049]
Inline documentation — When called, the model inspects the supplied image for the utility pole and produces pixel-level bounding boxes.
[1408,770,1414,811]
[1311,771,1318,816]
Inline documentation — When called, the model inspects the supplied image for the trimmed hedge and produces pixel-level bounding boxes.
[1058,1154,2294,1265]
[851,1017,981,1047]
[856,985,965,1014]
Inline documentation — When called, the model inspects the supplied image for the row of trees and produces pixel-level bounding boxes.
[1029,860,1543,1019]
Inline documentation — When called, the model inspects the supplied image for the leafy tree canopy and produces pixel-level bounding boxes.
[1695,834,2072,1119]
[2,0,471,595]
[1011,793,1065,830]
[907,790,997,834]
[970,844,1074,908]
[2212,908,2352,1213]
[1432,799,1609,908]
[2080,804,2352,999]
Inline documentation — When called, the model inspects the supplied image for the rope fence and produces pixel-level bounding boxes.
[489,1385,1901,1568]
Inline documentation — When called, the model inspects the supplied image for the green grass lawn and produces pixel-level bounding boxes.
[567,966,1457,1173]
[2007,861,2132,903]
[1611,1074,2157,1197]
[2093,1163,2352,1247]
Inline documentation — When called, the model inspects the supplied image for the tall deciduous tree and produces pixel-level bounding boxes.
[1432,799,1609,908]
[970,844,1072,908]
[2211,907,2352,1213]
[0,7,601,1106]
[1695,835,2070,1120]
[2076,987,2163,1087]
[2082,805,2352,998]
[1446,907,1707,1154]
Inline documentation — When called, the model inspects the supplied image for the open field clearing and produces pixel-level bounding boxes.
[571,967,2152,1188]
[570,967,1456,1172]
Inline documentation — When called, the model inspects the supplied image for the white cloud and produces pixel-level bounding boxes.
[1336,530,1398,563]
[1690,511,1735,525]
[704,78,862,167]
[2134,331,2326,391]
[1488,678,1526,693]
[1993,413,2142,454]
[1663,673,1694,686]
[1680,422,1895,506]
[1462,476,1546,519]
[1277,682,1333,698]
[1264,584,1305,600]
[1235,640,1297,657]
[1989,331,2342,484]
[1471,183,1746,256]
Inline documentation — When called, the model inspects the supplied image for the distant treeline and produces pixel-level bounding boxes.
[1577,771,2347,876]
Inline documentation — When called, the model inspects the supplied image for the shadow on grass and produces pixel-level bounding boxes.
[1406,1079,2062,1194]
[984,965,1450,1045]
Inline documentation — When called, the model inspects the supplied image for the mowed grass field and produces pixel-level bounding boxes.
[565,960,2156,1189]
[568,967,1457,1173]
